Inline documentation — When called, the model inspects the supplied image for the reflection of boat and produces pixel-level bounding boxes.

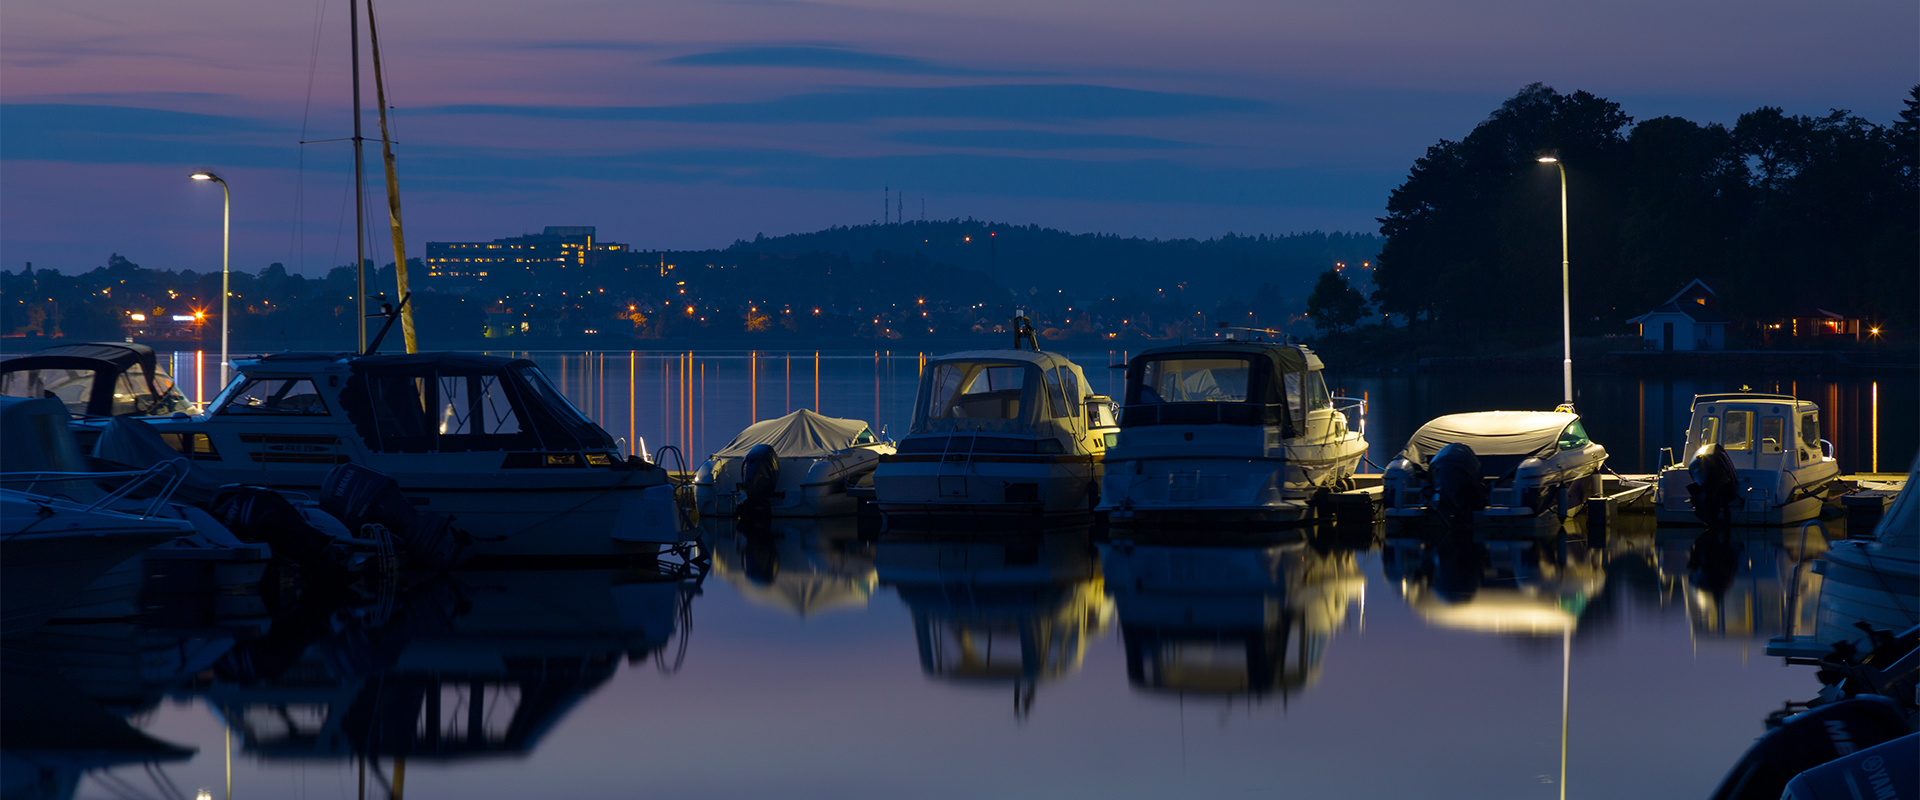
[1099,341,1367,526]
[876,530,1111,714]
[0,342,195,417]
[1101,540,1364,698]
[203,565,703,762]
[1383,411,1606,523]
[695,409,894,517]
[0,658,194,800]
[1811,455,1918,645]
[1654,393,1842,526]
[706,516,876,616]
[1384,531,1605,636]
[100,352,686,556]
[1679,525,1826,647]
[874,316,1114,523]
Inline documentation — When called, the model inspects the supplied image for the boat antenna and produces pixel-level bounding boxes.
[364,292,412,355]
[1012,308,1038,351]
[366,0,417,353]
[350,0,367,354]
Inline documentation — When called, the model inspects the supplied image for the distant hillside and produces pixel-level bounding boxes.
[727,220,1379,306]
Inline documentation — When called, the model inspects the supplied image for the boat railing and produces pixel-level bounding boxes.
[0,457,193,517]
[1330,396,1367,430]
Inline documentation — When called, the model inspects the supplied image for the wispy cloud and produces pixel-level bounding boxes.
[421,83,1268,124]
[883,129,1197,151]
[661,45,1041,77]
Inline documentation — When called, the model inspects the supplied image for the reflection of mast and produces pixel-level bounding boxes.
[365,0,416,353]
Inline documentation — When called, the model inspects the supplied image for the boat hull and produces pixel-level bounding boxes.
[873,455,1102,522]
[1100,445,1365,526]
[1653,464,1841,526]
[1,512,191,637]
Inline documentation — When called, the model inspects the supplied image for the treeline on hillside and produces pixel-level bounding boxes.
[1374,83,1918,340]
[728,222,1380,308]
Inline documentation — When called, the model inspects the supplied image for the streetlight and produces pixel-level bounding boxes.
[1536,156,1572,411]
[190,172,230,388]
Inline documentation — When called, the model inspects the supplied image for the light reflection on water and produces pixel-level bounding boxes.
[14,350,1907,799]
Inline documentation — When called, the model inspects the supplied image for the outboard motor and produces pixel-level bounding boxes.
[736,444,780,517]
[210,486,358,585]
[1708,696,1911,800]
[320,462,467,571]
[1428,442,1486,526]
[1687,443,1740,526]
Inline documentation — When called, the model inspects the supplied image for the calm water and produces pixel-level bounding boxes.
[9,350,1915,800]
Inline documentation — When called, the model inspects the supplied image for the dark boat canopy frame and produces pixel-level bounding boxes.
[0,341,192,417]
[1119,342,1317,435]
[332,352,617,453]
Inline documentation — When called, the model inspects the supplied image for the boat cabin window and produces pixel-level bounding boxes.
[1800,414,1820,450]
[217,377,330,416]
[1136,358,1251,404]
[926,362,1025,420]
[1045,367,1079,419]
[1285,371,1332,418]
[435,373,525,438]
[1759,416,1785,454]
[513,365,598,432]
[1720,410,1752,451]
[1694,415,1719,453]
[1,367,97,415]
[1557,419,1591,451]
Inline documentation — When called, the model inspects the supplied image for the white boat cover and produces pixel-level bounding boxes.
[1870,453,1918,556]
[714,409,873,459]
[1403,410,1577,466]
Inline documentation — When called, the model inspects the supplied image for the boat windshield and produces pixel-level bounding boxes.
[1,367,97,415]
[925,362,1028,421]
[1557,419,1592,451]
[217,377,330,416]
[514,365,599,433]
[1135,357,1252,404]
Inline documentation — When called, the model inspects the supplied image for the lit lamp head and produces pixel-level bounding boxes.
[190,172,225,185]
[1536,156,1559,164]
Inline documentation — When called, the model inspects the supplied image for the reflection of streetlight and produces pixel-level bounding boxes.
[190,172,231,388]
[1537,156,1572,410]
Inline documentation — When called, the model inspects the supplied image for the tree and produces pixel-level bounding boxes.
[1305,269,1368,333]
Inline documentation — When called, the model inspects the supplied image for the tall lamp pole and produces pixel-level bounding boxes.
[190,172,231,388]
[1537,156,1572,411]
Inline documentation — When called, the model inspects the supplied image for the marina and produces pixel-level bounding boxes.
[1,345,1911,798]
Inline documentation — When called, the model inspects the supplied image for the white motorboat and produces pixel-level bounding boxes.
[694,409,894,517]
[1,489,195,638]
[1098,340,1368,526]
[1383,410,1607,523]
[1653,393,1843,526]
[87,351,686,559]
[873,320,1115,523]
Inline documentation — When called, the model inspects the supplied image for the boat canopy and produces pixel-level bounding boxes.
[1401,411,1585,467]
[1120,342,1328,433]
[330,352,616,453]
[910,350,1093,440]
[0,342,191,417]
[716,409,875,459]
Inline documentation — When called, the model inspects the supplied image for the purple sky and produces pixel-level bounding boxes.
[3,0,1913,276]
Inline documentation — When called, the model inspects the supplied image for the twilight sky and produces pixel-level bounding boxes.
[2,0,1913,276]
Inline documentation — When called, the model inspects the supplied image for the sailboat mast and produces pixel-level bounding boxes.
[366,0,417,353]
[350,0,367,353]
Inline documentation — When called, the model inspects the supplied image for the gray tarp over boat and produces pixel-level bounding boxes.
[1402,411,1578,466]
[716,409,873,458]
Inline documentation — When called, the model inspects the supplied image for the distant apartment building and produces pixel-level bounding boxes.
[423,226,629,289]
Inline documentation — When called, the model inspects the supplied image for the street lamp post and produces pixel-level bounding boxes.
[190,172,231,388]
[1537,156,1572,411]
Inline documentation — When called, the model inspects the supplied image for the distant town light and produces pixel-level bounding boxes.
[129,313,146,321]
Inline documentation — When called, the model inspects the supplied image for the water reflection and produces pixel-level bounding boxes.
[706,516,878,617]
[1101,533,1368,702]
[1383,528,1606,636]
[1668,524,1828,645]
[203,568,700,762]
[875,529,1112,716]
